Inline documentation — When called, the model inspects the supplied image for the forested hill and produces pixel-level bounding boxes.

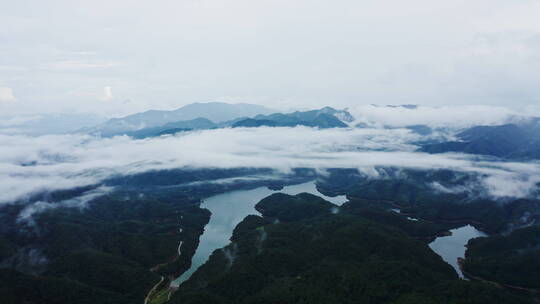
[420,119,540,160]
[170,192,529,304]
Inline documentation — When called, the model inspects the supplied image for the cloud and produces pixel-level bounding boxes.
[0,115,41,127]
[0,127,539,210]
[16,186,113,226]
[43,60,123,71]
[0,87,16,103]
[101,86,113,101]
[348,104,521,129]
[2,1,540,115]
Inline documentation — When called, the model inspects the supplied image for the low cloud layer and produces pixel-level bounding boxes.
[16,186,113,225]
[1,127,539,209]
[348,104,523,128]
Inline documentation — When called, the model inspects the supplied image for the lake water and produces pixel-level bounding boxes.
[428,225,486,278]
[171,182,483,286]
[171,181,347,287]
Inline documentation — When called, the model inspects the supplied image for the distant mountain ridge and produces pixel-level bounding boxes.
[79,102,540,161]
[420,118,540,159]
[232,107,352,129]
[84,104,355,138]
[84,102,276,137]
[125,118,217,139]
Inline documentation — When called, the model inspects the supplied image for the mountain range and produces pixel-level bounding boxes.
[74,102,540,161]
[420,119,540,160]
[232,107,352,128]
[85,103,356,138]
[84,102,276,137]
[2,103,540,303]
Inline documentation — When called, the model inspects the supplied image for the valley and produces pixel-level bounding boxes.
[1,103,539,303]
[4,0,540,301]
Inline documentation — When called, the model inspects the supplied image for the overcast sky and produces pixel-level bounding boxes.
[1,0,540,116]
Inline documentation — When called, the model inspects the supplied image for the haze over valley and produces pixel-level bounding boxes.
[2,1,540,303]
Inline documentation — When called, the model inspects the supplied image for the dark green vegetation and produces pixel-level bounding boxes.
[340,198,453,242]
[0,190,209,304]
[126,118,216,139]
[232,107,351,129]
[318,168,540,234]
[1,167,539,303]
[0,268,125,304]
[171,192,528,304]
[0,168,315,304]
[421,119,540,159]
[255,192,336,221]
[463,226,540,290]
[104,168,315,197]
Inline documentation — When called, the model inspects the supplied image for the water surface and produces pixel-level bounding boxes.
[172,181,346,286]
[429,225,486,278]
[172,183,483,285]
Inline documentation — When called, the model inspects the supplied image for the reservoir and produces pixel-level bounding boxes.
[171,181,347,287]
[428,225,486,278]
[172,181,484,286]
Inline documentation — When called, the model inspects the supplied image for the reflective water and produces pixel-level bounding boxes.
[429,225,486,278]
[171,181,347,287]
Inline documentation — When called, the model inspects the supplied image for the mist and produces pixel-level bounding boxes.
[347,104,525,129]
[1,126,539,211]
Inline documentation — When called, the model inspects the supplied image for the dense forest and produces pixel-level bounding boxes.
[462,226,540,290]
[0,189,209,304]
[1,168,539,303]
[0,169,314,304]
[171,192,530,304]
[317,168,540,234]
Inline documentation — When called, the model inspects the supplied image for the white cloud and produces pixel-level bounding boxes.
[348,104,520,128]
[101,86,113,101]
[0,87,16,103]
[16,186,113,225]
[0,115,41,127]
[0,127,538,207]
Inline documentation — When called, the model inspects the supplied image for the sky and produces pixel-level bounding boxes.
[1,0,540,117]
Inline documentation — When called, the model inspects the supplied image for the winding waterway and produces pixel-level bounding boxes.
[429,225,486,278]
[171,181,485,287]
[171,181,347,287]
